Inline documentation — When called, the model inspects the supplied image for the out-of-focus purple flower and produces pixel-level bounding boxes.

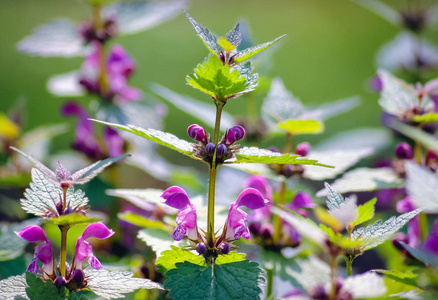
[72,223,114,270]
[244,175,273,204]
[103,127,124,157]
[224,188,269,241]
[396,197,420,247]
[187,124,207,143]
[397,196,416,213]
[395,142,413,159]
[225,125,245,145]
[295,142,311,156]
[286,192,316,218]
[161,186,198,241]
[16,225,54,279]
[424,218,438,254]
[62,101,102,160]
[370,75,383,92]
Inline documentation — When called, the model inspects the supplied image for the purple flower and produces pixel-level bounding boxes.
[72,223,114,270]
[187,124,207,143]
[225,126,245,145]
[395,142,413,160]
[161,186,199,241]
[103,127,124,158]
[424,218,438,254]
[224,188,269,241]
[396,197,420,247]
[295,142,311,156]
[16,225,54,279]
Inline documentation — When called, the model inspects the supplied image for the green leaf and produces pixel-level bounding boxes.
[25,272,67,300]
[316,167,404,196]
[0,273,28,300]
[85,269,163,299]
[230,147,334,168]
[277,119,324,135]
[186,55,258,101]
[352,198,377,227]
[138,228,180,257]
[234,35,286,64]
[118,212,167,230]
[405,162,438,213]
[389,119,438,153]
[0,219,40,261]
[215,252,246,265]
[91,120,197,160]
[374,270,418,288]
[47,213,101,227]
[155,246,205,274]
[184,11,221,55]
[351,209,422,251]
[164,260,265,300]
[218,36,236,52]
[399,241,436,266]
[411,112,438,124]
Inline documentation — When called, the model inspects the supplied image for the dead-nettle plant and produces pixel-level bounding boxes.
[0,149,163,299]
[92,12,335,299]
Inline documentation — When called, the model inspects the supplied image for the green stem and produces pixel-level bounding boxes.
[346,257,353,277]
[414,140,422,165]
[59,226,69,277]
[329,255,338,300]
[92,4,110,95]
[418,212,428,241]
[266,266,274,299]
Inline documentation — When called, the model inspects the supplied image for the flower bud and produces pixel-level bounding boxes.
[395,142,413,159]
[206,142,215,155]
[426,150,438,165]
[295,142,311,156]
[216,144,228,157]
[187,124,207,143]
[71,269,85,284]
[54,276,66,290]
[225,126,245,145]
[196,242,207,255]
[219,242,230,254]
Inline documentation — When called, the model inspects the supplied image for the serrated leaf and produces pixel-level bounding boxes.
[103,0,187,35]
[225,23,241,47]
[156,246,205,274]
[374,270,418,287]
[352,198,377,227]
[91,119,197,160]
[72,154,130,184]
[378,69,434,118]
[138,228,180,257]
[164,260,265,300]
[118,212,167,230]
[107,188,165,210]
[0,274,28,300]
[47,214,101,227]
[230,147,334,168]
[277,119,324,135]
[25,272,67,300]
[351,209,422,250]
[17,19,84,57]
[316,167,404,196]
[186,54,257,101]
[85,269,163,299]
[218,36,236,52]
[215,252,246,264]
[405,162,438,213]
[234,35,286,64]
[150,83,235,129]
[325,183,346,211]
[411,112,438,124]
[0,219,40,261]
[390,119,438,153]
[184,11,221,55]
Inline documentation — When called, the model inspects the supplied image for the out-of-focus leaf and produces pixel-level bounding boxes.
[150,83,235,129]
[323,183,358,229]
[390,119,438,153]
[225,23,241,47]
[156,246,205,274]
[234,35,286,64]
[411,112,438,124]
[341,272,387,299]
[0,219,40,261]
[137,228,179,257]
[104,0,187,35]
[399,241,437,266]
[17,19,84,57]
[118,212,167,230]
[300,96,361,120]
[0,273,28,300]
[316,167,404,196]
[374,270,418,287]
[47,71,84,97]
[107,188,165,211]
[47,214,101,227]
[277,119,324,135]
[350,0,399,25]
[405,162,438,213]
[0,113,20,139]
[85,269,163,299]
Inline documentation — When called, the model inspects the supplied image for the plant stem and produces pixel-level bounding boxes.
[346,257,353,276]
[329,255,338,300]
[206,101,225,247]
[266,266,274,299]
[414,140,422,165]
[418,213,428,241]
[92,4,110,95]
[59,226,69,277]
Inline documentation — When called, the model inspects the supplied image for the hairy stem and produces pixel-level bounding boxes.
[59,226,70,277]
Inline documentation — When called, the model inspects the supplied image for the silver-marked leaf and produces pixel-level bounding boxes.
[316,167,404,196]
[225,23,242,47]
[324,183,358,227]
[184,11,221,55]
[92,120,197,160]
[341,272,387,299]
[378,69,435,118]
[350,0,399,25]
[0,274,28,300]
[389,119,438,153]
[17,19,84,57]
[234,35,286,64]
[103,0,187,35]
[300,96,361,121]
[377,32,438,71]
[85,269,163,299]
[230,147,334,168]
[107,188,165,211]
[325,183,347,211]
[405,162,438,213]
[150,83,235,129]
[351,209,422,250]
[0,219,40,261]
[47,71,84,97]
[138,228,181,257]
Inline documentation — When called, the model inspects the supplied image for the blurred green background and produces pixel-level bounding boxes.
[1,0,437,152]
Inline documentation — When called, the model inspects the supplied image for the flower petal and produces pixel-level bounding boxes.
[81,223,115,240]
[16,225,47,243]
[161,186,191,209]
[235,188,269,209]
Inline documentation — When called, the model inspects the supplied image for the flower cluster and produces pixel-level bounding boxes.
[16,223,114,291]
[188,124,245,164]
[78,17,117,44]
[269,142,311,178]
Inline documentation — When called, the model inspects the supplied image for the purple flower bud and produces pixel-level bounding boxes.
[395,142,413,159]
[219,242,230,254]
[216,144,228,157]
[206,142,215,155]
[290,192,316,210]
[187,124,207,143]
[54,276,66,290]
[71,269,85,284]
[225,126,245,145]
[196,242,206,255]
[260,224,274,240]
[295,142,311,156]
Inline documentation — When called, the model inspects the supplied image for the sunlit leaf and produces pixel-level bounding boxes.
[277,119,324,135]
[411,112,438,124]
[184,11,221,55]
[155,246,205,274]
[0,274,27,300]
[0,219,40,261]
[0,113,20,139]
[374,270,418,287]
[47,71,84,97]
[138,228,180,257]
[234,34,286,64]
[47,214,101,227]
[405,162,438,213]
[118,212,167,230]
[352,198,377,227]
